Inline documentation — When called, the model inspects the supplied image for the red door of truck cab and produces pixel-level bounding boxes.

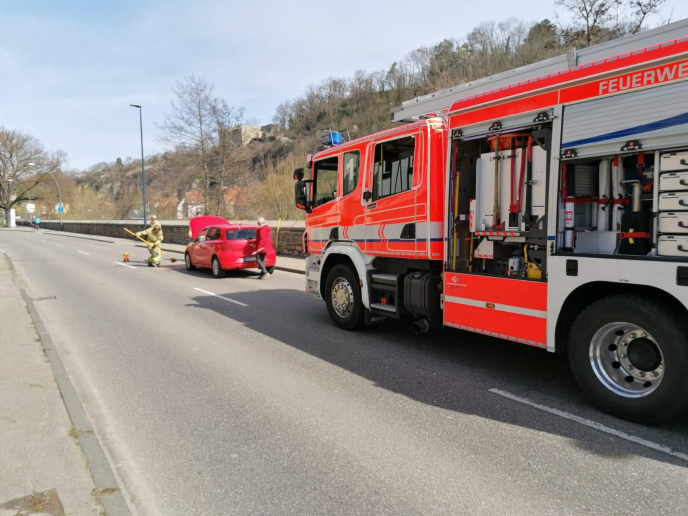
[363,127,424,257]
[307,153,341,254]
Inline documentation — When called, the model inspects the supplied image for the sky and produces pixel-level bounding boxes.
[1,0,687,170]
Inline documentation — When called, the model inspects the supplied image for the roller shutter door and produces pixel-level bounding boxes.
[561,80,688,158]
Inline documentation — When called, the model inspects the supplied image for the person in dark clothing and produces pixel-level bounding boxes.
[253,217,274,279]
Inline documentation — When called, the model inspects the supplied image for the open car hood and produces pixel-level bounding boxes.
[188,216,229,238]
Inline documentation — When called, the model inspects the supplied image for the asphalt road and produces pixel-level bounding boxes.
[2,228,687,516]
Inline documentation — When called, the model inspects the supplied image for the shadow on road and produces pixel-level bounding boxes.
[186,286,688,468]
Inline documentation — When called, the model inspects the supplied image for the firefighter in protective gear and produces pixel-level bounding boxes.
[136,223,164,267]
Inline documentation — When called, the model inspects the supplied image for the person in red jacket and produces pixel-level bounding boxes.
[253,217,274,279]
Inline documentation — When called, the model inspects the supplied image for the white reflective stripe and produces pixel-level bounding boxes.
[445,322,546,347]
[444,295,547,319]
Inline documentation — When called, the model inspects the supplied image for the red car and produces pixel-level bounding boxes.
[185,218,276,278]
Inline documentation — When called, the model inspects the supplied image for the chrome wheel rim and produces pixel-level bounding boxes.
[589,322,664,398]
[213,259,219,275]
[331,277,354,318]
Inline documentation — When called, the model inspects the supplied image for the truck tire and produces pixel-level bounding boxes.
[324,264,365,330]
[568,295,688,423]
[211,257,227,278]
[185,253,196,271]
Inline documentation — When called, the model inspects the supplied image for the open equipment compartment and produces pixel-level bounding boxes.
[556,151,656,256]
[446,117,552,281]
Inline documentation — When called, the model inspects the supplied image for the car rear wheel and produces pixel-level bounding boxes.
[324,264,364,331]
[568,295,688,423]
[211,257,226,278]
[185,253,196,271]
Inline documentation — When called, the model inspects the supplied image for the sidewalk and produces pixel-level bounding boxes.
[0,251,119,515]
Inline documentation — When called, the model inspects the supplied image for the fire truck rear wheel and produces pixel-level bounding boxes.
[325,264,365,330]
[568,295,688,423]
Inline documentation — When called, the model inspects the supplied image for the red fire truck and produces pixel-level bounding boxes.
[294,20,688,423]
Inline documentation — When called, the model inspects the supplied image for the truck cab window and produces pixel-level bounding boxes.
[373,136,415,201]
[313,156,339,207]
[343,151,360,196]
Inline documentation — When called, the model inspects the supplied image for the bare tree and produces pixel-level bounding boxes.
[158,74,216,213]
[159,74,247,216]
[272,101,292,130]
[208,98,244,215]
[556,0,616,47]
[0,127,65,224]
[627,0,666,33]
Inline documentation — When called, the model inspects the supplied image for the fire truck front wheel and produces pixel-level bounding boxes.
[568,295,688,423]
[324,264,365,330]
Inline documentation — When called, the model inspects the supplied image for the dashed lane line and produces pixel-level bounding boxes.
[489,388,688,462]
[78,251,90,255]
[115,262,136,269]
[193,287,248,307]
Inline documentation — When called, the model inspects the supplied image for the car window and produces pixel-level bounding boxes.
[226,229,257,240]
[206,228,221,241]
[197,229,208,242]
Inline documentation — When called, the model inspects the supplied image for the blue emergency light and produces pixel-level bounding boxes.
[324,131,343,146]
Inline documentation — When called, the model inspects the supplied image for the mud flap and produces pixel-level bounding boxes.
[365,309,387,326]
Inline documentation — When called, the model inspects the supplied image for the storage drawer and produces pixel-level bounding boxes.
[659,171,688,192]
[660,151,688,172]
[658,192,688,211]
[658,235,688,257]
[659,212,688,233]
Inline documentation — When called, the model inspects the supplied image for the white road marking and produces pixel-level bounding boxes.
[40,240,48,243]
[193,287,248,307]
[489,389,688,462]
[55,244,61,247]
[78,251,90,255]
[115,262,136,269]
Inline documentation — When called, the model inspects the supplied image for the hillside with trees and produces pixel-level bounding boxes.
[2,0,670,223]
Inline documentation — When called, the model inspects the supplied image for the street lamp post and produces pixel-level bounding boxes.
[29,163,63,229]
[6,180,33,202]
[130,104,147,228]
[47,171,63,230]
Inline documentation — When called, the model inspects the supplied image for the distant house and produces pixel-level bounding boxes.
[222,186,251,218]
[177,191,205,219]
[229,124,280,147]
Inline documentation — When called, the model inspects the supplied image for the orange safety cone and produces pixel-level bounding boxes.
[123,252,130,262]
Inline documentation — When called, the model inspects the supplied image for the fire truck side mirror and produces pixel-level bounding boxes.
[294,179,311,213]
[293,167,304,181]
[362,190,372,202]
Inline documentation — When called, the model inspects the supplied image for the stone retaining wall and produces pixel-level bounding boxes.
[18,220,306,256]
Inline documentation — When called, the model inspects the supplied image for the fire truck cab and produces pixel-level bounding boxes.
[294,19,688,423]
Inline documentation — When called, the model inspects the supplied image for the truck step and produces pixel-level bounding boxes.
[371,273,399,285]
[370,303,397,313]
